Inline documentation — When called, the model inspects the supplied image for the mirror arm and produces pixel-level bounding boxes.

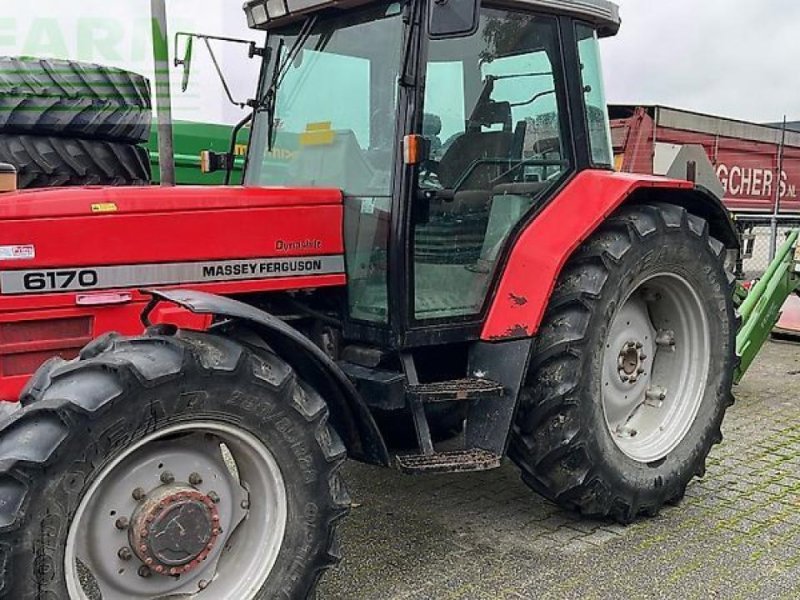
[174,32,261,60]
[203,38,247,108]
[174,31,265,107]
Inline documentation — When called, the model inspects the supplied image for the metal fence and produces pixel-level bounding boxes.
[738,220,800,278]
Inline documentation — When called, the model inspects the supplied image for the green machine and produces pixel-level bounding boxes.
[148,120,247,185]
[736,231,800,383]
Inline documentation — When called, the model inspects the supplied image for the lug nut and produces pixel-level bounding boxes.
[118,547,132,561]
[199,579,210,590]
[241,499,250,510]
[115,517,129,530]
[138,565,152,578]
[132,487,146,502]
[160,471,175,484]
[635,342,643,349]
[208,491,220,504]
[189,472,203,486]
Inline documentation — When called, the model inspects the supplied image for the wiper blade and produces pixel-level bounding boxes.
[264,16,317,151]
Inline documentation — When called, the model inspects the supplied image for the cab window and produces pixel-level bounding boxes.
[414,10,568,320]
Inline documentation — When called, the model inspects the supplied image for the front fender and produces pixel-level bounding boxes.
[143,289,390,466]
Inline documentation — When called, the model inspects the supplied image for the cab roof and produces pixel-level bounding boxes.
[244,0,621,37]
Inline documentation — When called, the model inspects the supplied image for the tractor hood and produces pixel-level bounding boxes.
[0,185,346,299]
[0,185,342,220]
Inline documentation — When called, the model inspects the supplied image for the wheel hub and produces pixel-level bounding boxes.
[617,340,647,383]
[128,484,221,576]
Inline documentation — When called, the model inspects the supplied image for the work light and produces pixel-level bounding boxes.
[267,0,289,19]
[244,1,268,27]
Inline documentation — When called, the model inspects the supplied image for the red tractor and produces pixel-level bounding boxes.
[0,0,738,597]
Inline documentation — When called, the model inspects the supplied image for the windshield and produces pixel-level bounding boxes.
[245,2,405,196]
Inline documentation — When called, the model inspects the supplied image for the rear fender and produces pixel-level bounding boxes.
[144,289,390,466]
[482,170,738,342]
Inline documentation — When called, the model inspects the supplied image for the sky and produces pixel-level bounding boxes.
[1,0,798,125]
[604,0,800,123]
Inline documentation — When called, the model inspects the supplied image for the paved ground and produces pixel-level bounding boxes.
[318,340,800,599]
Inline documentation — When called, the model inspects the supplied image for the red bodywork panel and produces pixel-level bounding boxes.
[0,185,345,401]
[482,170,694,341]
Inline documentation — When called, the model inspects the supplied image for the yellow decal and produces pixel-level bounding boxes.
[300,122,335,146]
[91,203,119,213]
[614,154,624,172]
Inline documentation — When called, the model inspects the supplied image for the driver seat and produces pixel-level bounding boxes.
[436,101,514,191]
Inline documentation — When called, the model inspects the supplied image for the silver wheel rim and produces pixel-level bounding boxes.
[64,421,288,599]
[601,273,710,463]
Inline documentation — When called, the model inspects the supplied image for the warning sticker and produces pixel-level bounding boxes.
[0,245,35,261]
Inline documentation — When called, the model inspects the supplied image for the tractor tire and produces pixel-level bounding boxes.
[0,57,151,144]
[0,134,150,188]
[0,328,349,599]
[510,203,736,523]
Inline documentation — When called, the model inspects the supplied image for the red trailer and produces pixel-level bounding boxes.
[610,105,800,219]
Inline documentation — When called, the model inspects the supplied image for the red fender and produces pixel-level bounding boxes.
[481,170,694,341]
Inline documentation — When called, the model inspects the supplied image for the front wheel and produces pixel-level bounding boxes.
[510,203,737,522]
[0,329,349,599]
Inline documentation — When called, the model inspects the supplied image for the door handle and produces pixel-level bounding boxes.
[76,292,133,306]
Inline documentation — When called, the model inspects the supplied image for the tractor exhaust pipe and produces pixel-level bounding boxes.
[151,0,176,186]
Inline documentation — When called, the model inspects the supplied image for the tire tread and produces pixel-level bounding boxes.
[0,57,151,143]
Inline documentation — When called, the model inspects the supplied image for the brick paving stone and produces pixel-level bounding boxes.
[318,341,800,599]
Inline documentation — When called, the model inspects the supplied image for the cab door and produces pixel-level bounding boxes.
[407,7,574,333]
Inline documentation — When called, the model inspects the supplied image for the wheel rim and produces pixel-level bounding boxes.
[601,272,711,463]
[64,421,288,600]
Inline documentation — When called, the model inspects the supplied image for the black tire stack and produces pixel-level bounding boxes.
[0,57,152,188]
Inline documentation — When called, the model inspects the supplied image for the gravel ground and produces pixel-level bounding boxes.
[318,340,800,599]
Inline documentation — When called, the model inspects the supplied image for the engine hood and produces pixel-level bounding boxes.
[0,184,346,299]
[0,185,342,220]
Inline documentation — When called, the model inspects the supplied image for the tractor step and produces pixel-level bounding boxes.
[396,449,502,474]
[407,377,504,404]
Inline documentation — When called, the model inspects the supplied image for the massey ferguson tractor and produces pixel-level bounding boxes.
[0,0,740,597]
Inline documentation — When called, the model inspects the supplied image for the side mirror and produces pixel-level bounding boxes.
[428,0,479,40]
[180,36,194,92]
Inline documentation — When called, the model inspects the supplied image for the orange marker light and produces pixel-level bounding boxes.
[403,134,422,165]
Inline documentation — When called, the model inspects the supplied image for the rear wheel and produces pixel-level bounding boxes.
[510,203,736,522]
[0,329,349,599]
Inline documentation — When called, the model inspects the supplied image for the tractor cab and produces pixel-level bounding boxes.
[243,0,620,346]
